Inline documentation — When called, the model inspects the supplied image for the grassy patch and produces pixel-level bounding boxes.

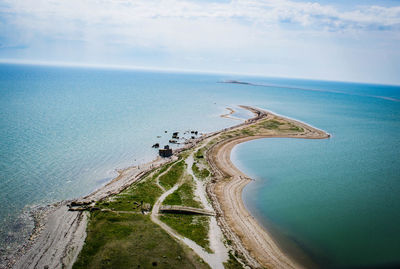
[159,160,185,190]
[288,124,304,132]
[163,175,201,208]
[223,251,243,269]
[73,212,209,269]
[194,148,205,160]
[240,129,254,136]
[161,174,210,252]
[152,160,176,180]
[192,162,210,180]
[261,119,284,129]
[96,175,163,212]
[160,214,211,253]
[179,150,191,160]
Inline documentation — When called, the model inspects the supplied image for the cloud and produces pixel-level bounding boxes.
[2,0,400,32]
[1,0,398,53]
[0,0,399,84]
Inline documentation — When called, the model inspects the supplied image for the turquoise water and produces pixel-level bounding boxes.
[0,64,242,259]
[0,63,399,268]
[231,80,400,268]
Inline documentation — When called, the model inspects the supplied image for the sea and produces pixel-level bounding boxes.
[0,63,399,268]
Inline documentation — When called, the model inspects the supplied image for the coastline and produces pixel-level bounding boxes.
[11,105,329,269]
[206,106,329,268]
[11,157,177,269]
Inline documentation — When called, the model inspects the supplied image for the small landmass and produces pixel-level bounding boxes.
[13,106,329,269]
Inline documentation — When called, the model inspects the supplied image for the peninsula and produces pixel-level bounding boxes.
[13,106,329,269]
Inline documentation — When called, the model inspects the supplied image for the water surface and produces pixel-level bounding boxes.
[1,63,399,268]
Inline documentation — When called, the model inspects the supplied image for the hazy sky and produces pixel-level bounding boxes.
[0,0,399,84]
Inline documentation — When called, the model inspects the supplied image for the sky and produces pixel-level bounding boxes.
[0,0,399,85]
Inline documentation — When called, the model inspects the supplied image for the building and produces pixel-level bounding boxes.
[159,145,173,157]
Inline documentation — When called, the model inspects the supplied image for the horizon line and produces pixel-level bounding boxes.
[0,58,398,87]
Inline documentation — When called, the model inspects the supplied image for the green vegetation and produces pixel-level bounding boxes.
[159,160,185,190]
[192,148,211,180]
[96,174,163,212]
[160,214,211,253]
[240,129,254,136]
[161,171,211,252]
[179,150,191,160]
[223,252,243,269]
[289,124,304,132]
[163,175,201,208]
[192,162,210,180]
[194,148,205,159]
[73,212,208,269]
[261,119,284,129]
[74,112,310,269]
[152,160,176,180]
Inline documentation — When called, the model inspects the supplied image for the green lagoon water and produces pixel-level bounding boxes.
[0,63,399,268]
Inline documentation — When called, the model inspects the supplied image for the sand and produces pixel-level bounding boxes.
[12,156,176,269]
[12,105,329,269]
[206,107,329,269]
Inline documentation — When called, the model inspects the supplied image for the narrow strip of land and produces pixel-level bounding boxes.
[206,106,329,268]
[14,105,329,269]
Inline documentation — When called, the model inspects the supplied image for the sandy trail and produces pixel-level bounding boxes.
[185,151,229,268]
[185,154,212,211]
[150,166,227,269]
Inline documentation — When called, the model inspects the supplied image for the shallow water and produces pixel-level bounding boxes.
[231,79,400,268]
[1,63,399,268]
[0,64,241,259]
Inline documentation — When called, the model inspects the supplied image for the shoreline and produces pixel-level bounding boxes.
[206,106,329,268]
[10,105,329,269]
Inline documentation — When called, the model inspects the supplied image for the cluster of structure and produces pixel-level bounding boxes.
[151,130,201,158]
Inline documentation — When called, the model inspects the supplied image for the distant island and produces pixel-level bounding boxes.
[220,80,255,85]
[13,106,329,269]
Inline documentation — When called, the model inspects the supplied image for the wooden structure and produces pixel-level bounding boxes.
[159,205,215,216]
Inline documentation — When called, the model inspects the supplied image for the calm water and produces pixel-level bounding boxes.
[231,80,400,268]
[0,64,399,268]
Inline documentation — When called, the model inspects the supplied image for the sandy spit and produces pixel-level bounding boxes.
[206,106,329,269]
[11,105,329,269]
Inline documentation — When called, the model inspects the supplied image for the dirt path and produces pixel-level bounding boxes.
[185,151,229,268]
[150,152,229,269]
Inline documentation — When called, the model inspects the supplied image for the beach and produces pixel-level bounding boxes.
[1,65,399,269]
[11,157,176,269]
[12,106,329,269]
[206,107,329,268]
